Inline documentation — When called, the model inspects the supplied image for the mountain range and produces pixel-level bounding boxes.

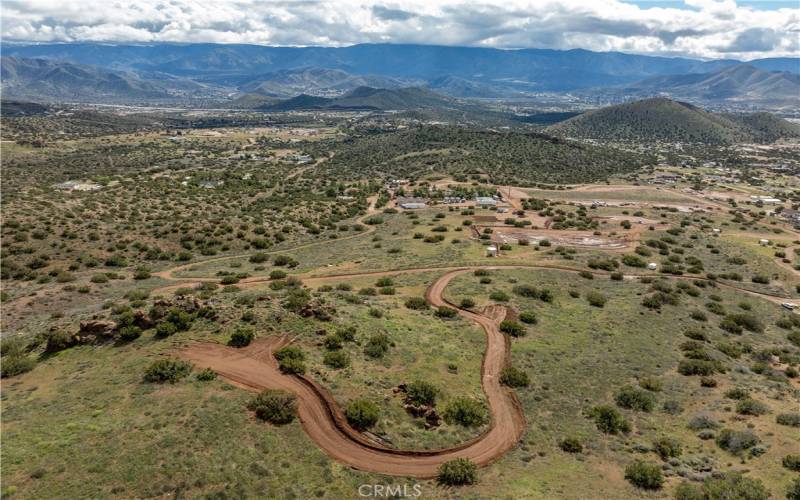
[1,42,798,105]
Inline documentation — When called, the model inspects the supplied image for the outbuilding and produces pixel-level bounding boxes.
[647,262,658,270]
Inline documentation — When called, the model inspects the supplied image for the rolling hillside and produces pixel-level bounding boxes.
[547,98,800,144]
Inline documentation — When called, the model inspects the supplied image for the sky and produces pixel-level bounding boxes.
[2,0,798,60]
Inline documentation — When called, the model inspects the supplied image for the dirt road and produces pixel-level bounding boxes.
[179,268,526,478]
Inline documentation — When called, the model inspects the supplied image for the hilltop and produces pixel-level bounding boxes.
[547,98,800,144]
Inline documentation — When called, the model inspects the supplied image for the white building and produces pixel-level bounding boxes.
[476,196,497,207]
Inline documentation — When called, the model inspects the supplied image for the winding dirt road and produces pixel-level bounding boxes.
[178,268,527,478]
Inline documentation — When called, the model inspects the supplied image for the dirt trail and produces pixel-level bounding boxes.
[178,268,526,478]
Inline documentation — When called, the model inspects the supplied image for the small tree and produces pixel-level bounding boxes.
[345,399,379,430]
[589,405,630,434]
[437,458,477,486]
[248,389,297,424]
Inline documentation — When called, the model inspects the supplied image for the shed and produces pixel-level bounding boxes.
[647,262,658,270]
[486,245,499,257]
[476,197,497,207]
[400,202,427,210]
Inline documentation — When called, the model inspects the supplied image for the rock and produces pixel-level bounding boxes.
[132,310,154,329]
[79,319,117,337]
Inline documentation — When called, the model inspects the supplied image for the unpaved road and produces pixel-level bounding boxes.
[179,268,526,478]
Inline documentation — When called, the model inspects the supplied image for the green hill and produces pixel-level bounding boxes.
[318,125,648,184]
[547,98,800,144]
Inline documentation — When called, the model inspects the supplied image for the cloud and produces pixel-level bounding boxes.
[2,0,798,60]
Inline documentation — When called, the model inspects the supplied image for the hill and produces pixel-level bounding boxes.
[618,65,800,107]
[261,86,464,111]
[320,125,648,184]
[547,98,800,144]
[0,56,217,103]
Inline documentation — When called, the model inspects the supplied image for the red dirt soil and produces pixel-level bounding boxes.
[177,269,527,478]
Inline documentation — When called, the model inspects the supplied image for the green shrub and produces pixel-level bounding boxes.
[558,437,583,453]
[776,413,800,427]
[489,290,509,302]
[716,428,759,454]
[724,387,749,400]
[323,334,343,350]
[404,297,428,310]
[364,334,390,359]
[460,298,476,309]
[196,368,217,381]
[442,398,487,427]
[323,350,350,369]
[118,325,142,342]
[406,380,437,406]
[638,377,662,392]
[786,478,800,500]
[269,270,287,280]
[518,312,537,324]
[154,321,178,338]
[500,366,530,387]
[585,291,607,307]
[228,327,255,347]
[588,405,630,434]
[435,306,458,318]
[783,454,800,472]
[274,346,306,374]
[678,359,722,376]
[436,458,476,486]
[143,359,192,383]
[736,398,768,416]
[247,389,297,424]
[624,460,663,490]
[345,399,379,430]
[615,386,655,412]
[653,437,682,460]
[698,473,769,500]
[499,320,526,337]
[0,354,36,378]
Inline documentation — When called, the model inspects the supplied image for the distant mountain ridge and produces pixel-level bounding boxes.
[261,86,464,111]
[616,65,800,107]
[0,56,219,103]
[547,97,800,144]
[4,42,797,93]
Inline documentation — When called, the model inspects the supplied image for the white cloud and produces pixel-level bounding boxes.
[2,0,798,59]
